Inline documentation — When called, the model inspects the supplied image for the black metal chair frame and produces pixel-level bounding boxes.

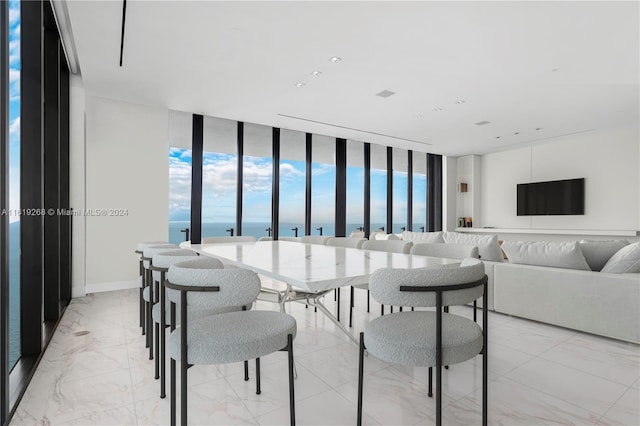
[357,275,488,426]
[165,280,296,426]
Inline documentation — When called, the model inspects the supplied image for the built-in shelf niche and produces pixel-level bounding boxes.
[456,155,481,228]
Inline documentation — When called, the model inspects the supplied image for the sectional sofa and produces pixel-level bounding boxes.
[400,231,640,343]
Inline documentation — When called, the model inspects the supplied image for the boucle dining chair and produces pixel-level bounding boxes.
[201,235,257,243]
[136,242,169,334]
[357,258,488,426]
[326,237,368,321]
[354,239,414,324]
[166,259,297,426]
[141,243,178,356]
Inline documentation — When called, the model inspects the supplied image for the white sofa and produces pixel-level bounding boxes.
[398,232,640,343]
[493,263,639,343]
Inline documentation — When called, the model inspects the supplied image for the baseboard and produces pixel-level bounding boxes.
[85,279,139,294]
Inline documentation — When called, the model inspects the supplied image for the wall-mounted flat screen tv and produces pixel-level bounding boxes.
[517,178,585,216]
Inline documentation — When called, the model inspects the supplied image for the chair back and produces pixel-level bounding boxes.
[326,237,366,249]
[361,239,413,254]
[300,235,331,245]
[137,241,169,252]
[369,258,486,307]
[167,258,260,307]
[142,244,178,268]
[202,236,256,243]
[258,236,273,241]
[152,249,202,284]
[278,236,301,242]
[410,243,479,260]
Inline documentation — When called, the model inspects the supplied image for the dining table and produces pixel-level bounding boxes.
[181,240,460,345]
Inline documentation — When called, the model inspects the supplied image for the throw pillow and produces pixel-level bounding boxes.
[601,242,640,273]
[401,230,444,243]
[442,232,503,262]
[578,240,629,271]
[500,241,591,270]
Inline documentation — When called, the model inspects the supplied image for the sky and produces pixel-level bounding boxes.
[8,0,20,222]
[169,147,427,231]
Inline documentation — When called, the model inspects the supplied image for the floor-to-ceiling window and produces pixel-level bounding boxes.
[1,1,71,422]
[392,148,408,234]
[346,140,365,236]
[7,0,20,372]
[242,123,272,238]
[413,152,427,232]
[370,144,387,233]
[279,129,306,237]
[202,116,237,238]
[311,135,335,236]
[168,111,192,244]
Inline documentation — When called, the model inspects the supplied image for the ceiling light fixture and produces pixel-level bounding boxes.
[514,132,520,135]
[311,71,322,76]
[330,56,342,63]
[455,100,466,104]
[295,82,306,88]
[433,107,443,112]
[535,127,543,130]
[475,121,490,126]
[376,90,395,98]
[495,136,501,139]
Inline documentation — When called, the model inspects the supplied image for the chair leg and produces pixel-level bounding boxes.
[366,290,370,313]
[436,365,442,426]
[381,305,384,316]
[390,306,394,313]
[336,288,340,321]
[287,334,296,426]
[154,322,160,379]
[256,358,261,395]
[244,360,249,381]
[428,367,433,397]
[170,358,176,426]
[140,288,145,333]
[349,287,354,328]
[357,332,365,426]
[148,278,155,359]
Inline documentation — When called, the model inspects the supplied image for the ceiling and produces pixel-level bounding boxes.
[64,1,639,156]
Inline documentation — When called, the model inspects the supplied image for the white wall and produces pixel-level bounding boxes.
[84,96,169,292]
[479,125,639,233]
[69,75,86,297]
[442,156,457,230]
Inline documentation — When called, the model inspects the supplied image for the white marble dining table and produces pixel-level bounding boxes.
[182,240,460,344]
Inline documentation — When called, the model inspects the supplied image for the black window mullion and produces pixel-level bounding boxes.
[190,114,203,244]
[304,133,312,236]
[407,150,413,231]
[236,122,243,236]
[271,128,280,240]
[43,24,60,322]
[363,143,371,238]
[335,138,346,237]
[20,0,44,357]
[386,146,392,234]
[427,153,443,231]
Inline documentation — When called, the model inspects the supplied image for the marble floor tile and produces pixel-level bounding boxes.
[9,288,640,426]
[504,357,629,417]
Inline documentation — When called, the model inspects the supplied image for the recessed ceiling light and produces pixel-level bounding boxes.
[433,107,443,112]
[535,127,542,130]
[551,68,559,72]
[475,120,490,126]
[295,82,306,88]
[415,114,423,119]
[455,100,466,104]
[514,132,520,135]
[495,136,501,139]
[311,71,322,77]
[330,56,342,63]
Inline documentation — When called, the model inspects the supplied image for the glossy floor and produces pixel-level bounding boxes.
[10,282,640,425]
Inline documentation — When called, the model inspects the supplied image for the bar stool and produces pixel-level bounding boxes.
[136,241,168,335]
[142,243,178,358]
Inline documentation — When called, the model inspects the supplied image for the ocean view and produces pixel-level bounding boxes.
[168,221,396,245]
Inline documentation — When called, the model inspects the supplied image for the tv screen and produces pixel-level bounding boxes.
[517,178,585,216]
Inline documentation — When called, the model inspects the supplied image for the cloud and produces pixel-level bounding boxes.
[9,69,19,84]
[9,4,19,26]
[9,117,19,136]
[312,163,335,176]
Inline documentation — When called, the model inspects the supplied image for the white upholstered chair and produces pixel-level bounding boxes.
[357,258,488,426]
[166,259,297,426]
[135,241,169,334]
[202,235,256,243]
[300,235,331,245]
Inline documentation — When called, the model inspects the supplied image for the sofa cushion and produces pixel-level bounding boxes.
[442,232,503,262]
[401,231,444,243]
[578,240,629,271]
[374,233,400,241]
[601,242,640,273]
[501,241,590,270]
